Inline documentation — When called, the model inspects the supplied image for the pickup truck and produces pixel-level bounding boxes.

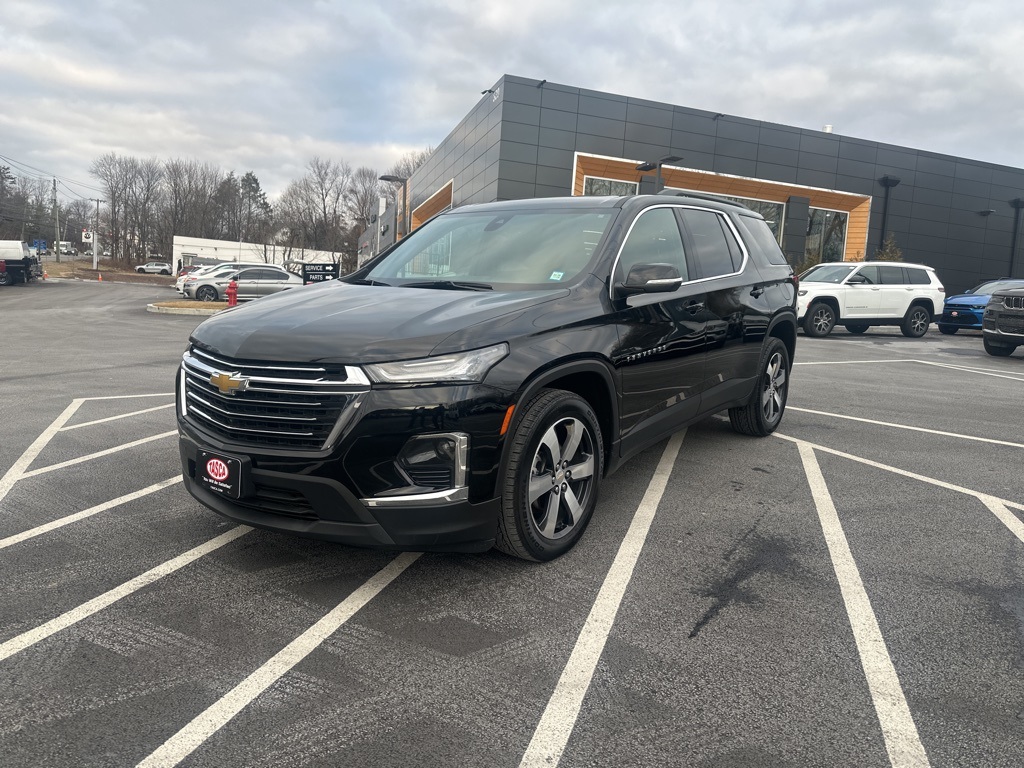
[0,241,43,286]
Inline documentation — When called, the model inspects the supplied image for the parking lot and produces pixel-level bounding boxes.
[1,279,1022,767]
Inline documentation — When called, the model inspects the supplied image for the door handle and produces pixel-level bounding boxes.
[685,300,704,314]
[750,286,764,298]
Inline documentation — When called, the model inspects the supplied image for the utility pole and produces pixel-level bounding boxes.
[52,179,60,264]
[89,198,104,269]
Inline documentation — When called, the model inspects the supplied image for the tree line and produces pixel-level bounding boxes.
[0,148,430,271]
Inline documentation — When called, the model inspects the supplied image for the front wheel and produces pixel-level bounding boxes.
[984,338,1016,357]
[496,389,603,562]
[196,285,218,302]
[803,303,836,337]
[845,324,869,334]
[729,337,790,436]
[0,271,12,286]
[901,305,931,337]
[938,325,958,335]
[135,267,144,273]
[159,269,170,275]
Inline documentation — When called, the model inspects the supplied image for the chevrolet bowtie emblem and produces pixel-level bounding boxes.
[210,372,247,395]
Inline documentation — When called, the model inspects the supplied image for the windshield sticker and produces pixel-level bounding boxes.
[549,271,564,281]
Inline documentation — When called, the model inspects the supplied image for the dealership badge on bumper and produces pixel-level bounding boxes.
[198,450,244,499]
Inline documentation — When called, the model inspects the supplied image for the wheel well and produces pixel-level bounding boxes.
[769,318,797,365]
[909,299,934,318]
[808,296,840,318]
[533,370,614,463]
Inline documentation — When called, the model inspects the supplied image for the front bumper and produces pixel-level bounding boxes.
[179,429,500,552]
[938,308,984,329]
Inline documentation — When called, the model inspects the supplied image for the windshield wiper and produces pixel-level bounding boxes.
[400,280,493,291]
[348,278,392,286]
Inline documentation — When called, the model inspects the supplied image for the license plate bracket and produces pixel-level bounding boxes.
[197,450,246,499]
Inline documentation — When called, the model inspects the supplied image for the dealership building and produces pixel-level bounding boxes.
[360,74,1024,294]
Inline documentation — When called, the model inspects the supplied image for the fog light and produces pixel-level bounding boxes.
[396,433,468,490]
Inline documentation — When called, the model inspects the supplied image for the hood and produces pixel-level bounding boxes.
[944,293,989,305]
[189,280,568,363]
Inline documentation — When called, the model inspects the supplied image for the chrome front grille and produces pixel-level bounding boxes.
[180,347,370,451]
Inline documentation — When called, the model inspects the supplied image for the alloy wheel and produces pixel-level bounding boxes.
[761,351,787,425]
[527,417,596,541]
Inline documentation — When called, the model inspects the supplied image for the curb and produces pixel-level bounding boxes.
[147,303,223,316]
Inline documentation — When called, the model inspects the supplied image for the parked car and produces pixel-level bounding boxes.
[177,262,271,295]
[797,261,944,337]
[937,278,1024,334]
[183,265,303,302]
[136,261,172,275]
[177,192,798,561]
[982,287,1024,356]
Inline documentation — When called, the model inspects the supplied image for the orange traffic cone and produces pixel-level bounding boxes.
[98,273,103,282]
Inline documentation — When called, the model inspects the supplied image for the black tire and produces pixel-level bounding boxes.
[495,389,603,562]
[160,269,170,275]
[135,267,144,273]
[984,338,1016,357]
[0,271,12,286]
[803,302,836,337]
[729,337,790,436]
[196,285,218,302]
[845,324,869,334]
[938,325,957,335]
[901,305,931,337]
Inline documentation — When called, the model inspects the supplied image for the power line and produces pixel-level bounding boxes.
[0,152,105,194]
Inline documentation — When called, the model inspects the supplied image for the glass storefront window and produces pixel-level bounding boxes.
[806,209,848,264]
[583,177,639,196]
[664,188,784,241]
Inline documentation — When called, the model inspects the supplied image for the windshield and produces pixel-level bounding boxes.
[968,280,1024,294]
[801,264,857,283]
[365,208,615,288]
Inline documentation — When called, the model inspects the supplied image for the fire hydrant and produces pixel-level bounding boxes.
[226,279,238,307]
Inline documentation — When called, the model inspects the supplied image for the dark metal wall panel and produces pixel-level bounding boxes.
[403,74,1024,292]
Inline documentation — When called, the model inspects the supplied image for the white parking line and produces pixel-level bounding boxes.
[0,400,83,505]
[0,526,251,663]
[788,407,1024,449]
[797,442,930,768]
[136,552,422,768]
[912,359,1024,382]
[0,477,181,551]
[519,430,686,768]
[61,403,175,431]
[775,434,1024,544]
[18,431,177,479]
[795,359,919,366]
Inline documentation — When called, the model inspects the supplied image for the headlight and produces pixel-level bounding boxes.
[364,343,509,384]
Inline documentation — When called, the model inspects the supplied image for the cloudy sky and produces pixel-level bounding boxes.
[3,0,1024,203]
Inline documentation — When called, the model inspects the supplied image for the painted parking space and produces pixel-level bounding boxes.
[1,283,1022,767]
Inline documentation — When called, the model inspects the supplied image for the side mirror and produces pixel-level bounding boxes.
[616,263,683,296]
[847,274,868,284]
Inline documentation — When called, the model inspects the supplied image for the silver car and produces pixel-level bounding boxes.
[176,262,270,294]
[184,266,303,302]
[136,261,172,274]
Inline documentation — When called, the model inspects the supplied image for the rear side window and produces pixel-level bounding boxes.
[905,267,930,285]
[879,265,906,284]
[680,209,741,278]
[736,214,789,265]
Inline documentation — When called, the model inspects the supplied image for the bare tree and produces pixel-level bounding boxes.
[346,166,382,237]
[277,157,352,254]
[381,147,433,204]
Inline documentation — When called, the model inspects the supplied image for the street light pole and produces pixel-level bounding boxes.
[89,198,104,269]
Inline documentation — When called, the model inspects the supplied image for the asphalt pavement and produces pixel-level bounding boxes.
[1,280,1022,767]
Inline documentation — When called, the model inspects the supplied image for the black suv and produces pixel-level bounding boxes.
[177,193,797,561]
[982,287,1024,357]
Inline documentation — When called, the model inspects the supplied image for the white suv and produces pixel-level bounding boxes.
[798,261,945,337]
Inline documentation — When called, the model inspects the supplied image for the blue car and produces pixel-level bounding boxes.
[938,279,1024,334]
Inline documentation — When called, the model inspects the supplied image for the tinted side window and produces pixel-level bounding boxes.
[235,269,261,281]
[736,214,788,265]
[905,267,930,285]
[258,269,287,280]
[615,208,688,282]
[856,266,879,284]
[680,209,739,279]
[879,265,906,284]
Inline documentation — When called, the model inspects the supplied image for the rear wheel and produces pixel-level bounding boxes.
[901,305,931,337]
[984,338,1016,357]
[938,325,957,335]
[0,271,12,286]
[804,302,836,337]
[496,389,603,562]
[844,324,869,334]
[729,337,790,437]
[196,285,218,302]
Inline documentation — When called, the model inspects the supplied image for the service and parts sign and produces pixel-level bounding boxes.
[197,450,243,498]
[301,263,338,285]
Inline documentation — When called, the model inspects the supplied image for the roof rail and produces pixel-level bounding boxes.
[655,190,752,210]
